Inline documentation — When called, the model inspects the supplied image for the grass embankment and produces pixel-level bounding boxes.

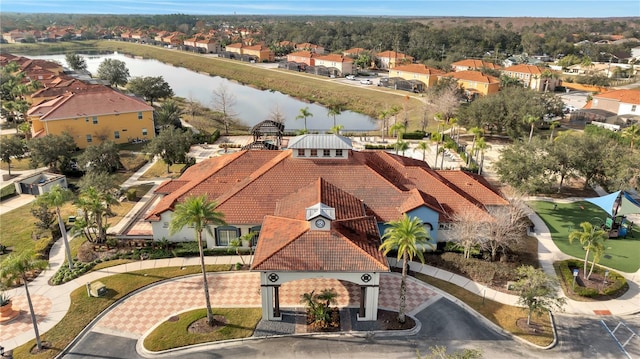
[529,200,640,273]
[11,265,232,359]
[416,273,554,347]
[5,40,431,132]
[144,308,262,352]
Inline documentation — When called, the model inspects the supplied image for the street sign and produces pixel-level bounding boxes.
[573,269,579,277]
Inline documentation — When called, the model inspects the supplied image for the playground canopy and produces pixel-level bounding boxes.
[585,191,640,217]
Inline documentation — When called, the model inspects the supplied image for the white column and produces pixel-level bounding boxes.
[357,285,380,321]
[260,285,282,321]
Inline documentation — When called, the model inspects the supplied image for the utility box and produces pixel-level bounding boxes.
[89,281,107,297]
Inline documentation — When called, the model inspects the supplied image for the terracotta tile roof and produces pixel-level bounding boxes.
[251,215,388,272]
[502,64,544,75]
[594,89,640,105]
[26,87,153,121]
[393,64,444,75]
[442,70,500,84]
[155,180,190,194]
[315,54,353,63]
[147,148,505,225]
[437,171,508,206]
[287,51,315,59]
[451,59,501,70]
[376,51,413,60]
[31,81,107,100]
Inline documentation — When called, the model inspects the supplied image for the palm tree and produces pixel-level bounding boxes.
[568,222,608,280]
[330,124,344,135]
[327,102,343,128]
[379,214,432,323]
[468,126,483,166]
[390,122,406,140]
[169,195,226,326]
[475,137,490,174]
[394,140,409,156]
[37,185,74,269]
[296,106,313,132]
[548,121,560,142]
[430,132,443,169]
[621,124,640,150]
[378,109,390,142]
[524,115,538,144]
[0,251,48,350]
[417,141,430,162]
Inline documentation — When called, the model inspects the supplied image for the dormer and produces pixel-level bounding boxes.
[306,202,335,231]
[288,134,352,159]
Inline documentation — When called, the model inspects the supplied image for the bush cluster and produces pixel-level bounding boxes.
[426,251,517,285]
[556,259,627,298]
[364,144,396,150]
[0,184,17,201]
[402,131,427,140]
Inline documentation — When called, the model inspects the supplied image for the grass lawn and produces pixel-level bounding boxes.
[139,159,185,179]
[0,157,35,172]
[12,265,232,359]
[415,273,554,347]
[529,200,640,273]
[144,307,262,352]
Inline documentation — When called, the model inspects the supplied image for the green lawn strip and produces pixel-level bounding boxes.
[144,308,262,352]
[529,200,640,273]
[414,273,554,347]
[138,160,185,179]
[11,265,232,359]
[0,157,34,171]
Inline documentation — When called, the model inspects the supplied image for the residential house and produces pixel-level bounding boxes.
[195,38,221,53]
[29,79,104,105]
[313,54,354,76]
[343,48,367,57]
[450,59,501,72]
[388,63,445,90]
[286,51,316,67]
[225,43,274,62]
[440,70,501,97]
[501,64,559,92]
[573,89,640,130]
[296,42,325,54]
[27,86,155,148]
[376,51,414,69]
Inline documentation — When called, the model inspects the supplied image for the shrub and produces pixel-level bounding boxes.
[555,259,627,298]
[402,131,427,140]
[0,183,16,201]
[364,144,395,150]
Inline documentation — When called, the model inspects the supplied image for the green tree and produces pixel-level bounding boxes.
[379,214,432,323]
[0,251,49,350]
[96,58,130,87]
[494,138,554,194]
[65,53,87,71]
[0,134,26,176]
[36,184,74,269]
[126,76,174,106]
[394,140,409,156]
[296,106,313,132]
[417,141,430,162]
[77,141,121,173]
[329,124,344,135]
[514,265,565,326]
[327,102,344,128]
[430,132,443,169]
[144,127,193,173]
[621,124,640,150]
[155,100,183,129]
[28,132,77,173]
[77,171,120,195]
[169,195,226,326]
[73,186,117,243]
[524,114,538,144]
[568,222,608,280]
[30,201,56,234]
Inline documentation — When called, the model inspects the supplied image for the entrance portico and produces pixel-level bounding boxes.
[259,271,382,321]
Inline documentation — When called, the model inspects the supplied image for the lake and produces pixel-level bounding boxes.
[25,52,377,132]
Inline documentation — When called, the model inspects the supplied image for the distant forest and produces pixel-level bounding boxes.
[2,13,640,65]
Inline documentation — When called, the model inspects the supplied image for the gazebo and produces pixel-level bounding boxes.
[250,178,390,321]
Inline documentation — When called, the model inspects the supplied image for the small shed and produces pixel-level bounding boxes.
[15,171,67,195]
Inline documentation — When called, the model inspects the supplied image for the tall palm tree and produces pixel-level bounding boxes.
[330,124,344,135]
[475,137,490,175]
[327,102,343,128]
[568,222,608,280]
[548,121,560,142]
[468,126,483,166]
[394,140,409,156]
[524,115,538,144]
[417,141,430,162]
[37,185,74,269]
[621,124,640,150]
[379,214,432,323]
[430,132,443,169]
[296,106,313,132]
[0,251,48,350]
[390,122,406,140]
[378,109,390,142]
[169,195,226,326]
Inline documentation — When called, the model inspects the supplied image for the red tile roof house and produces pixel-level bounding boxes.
[450,59,501,72]
[145,134,507,320]
[501,64,560,92]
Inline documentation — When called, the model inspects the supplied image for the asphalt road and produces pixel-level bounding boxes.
[62,298,548,359]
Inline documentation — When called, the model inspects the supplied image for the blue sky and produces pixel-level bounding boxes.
[1,0,638,17]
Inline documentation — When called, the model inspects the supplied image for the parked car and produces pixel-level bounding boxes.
[345,74,356,80]
[360,79,372,85]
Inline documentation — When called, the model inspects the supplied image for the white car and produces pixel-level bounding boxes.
[345,74,356,80]
[360,79,372,85]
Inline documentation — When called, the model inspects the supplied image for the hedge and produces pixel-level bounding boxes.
[0,183,17,201]
[555,259,627,298]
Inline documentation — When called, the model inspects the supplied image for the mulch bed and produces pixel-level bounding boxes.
[188,315,227,334]
[376,309,416,330]
[567,267,628,300]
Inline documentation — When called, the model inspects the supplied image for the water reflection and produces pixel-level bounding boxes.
[27,52,377,132]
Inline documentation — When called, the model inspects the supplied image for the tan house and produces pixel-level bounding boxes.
[440,70,501,96]
[501,64,559,92]
[27,86,155,149]
[195,38,221,53]
[451,59,501,72]
[591,89,640,116]
[389,64,444,88]
[225,43,274,62]
[313,54,354,75]
[286,51,316,66]
[343,48,367,57]
[376,51,414,69]
[296,42,325,54]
